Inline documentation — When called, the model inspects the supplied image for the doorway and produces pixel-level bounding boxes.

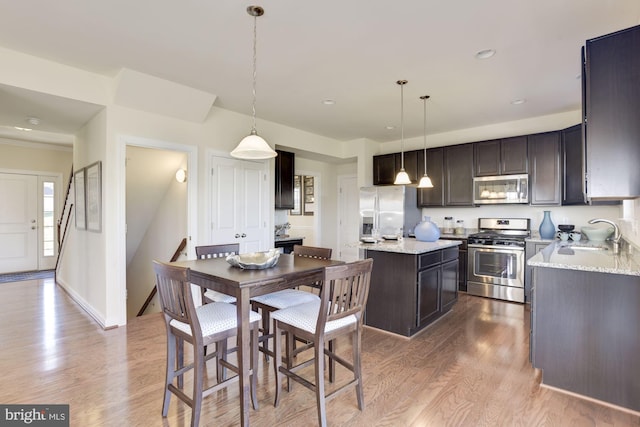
[338,174,359,261]
[120,136,197,320]
[0,171,61,273]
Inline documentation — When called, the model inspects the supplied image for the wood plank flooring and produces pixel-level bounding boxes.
[1,278,638,426]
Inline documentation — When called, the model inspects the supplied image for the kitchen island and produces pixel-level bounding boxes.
[361,238,461,337]
[528,240,640,413]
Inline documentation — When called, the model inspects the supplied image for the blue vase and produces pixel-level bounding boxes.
[415,216,440,242]
[539,210,555,239]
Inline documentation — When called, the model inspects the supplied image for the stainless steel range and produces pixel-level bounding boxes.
[467,218,530,303]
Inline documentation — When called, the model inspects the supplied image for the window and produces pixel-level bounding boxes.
[43,181,55,257]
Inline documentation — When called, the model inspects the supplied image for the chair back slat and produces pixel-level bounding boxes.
[195,243,240,259]
[292,245,332,260]
[153,261,202,338]
[318,259,373,329]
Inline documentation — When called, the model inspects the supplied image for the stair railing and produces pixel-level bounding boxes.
[55,166,75,277]
[137,238,187,316]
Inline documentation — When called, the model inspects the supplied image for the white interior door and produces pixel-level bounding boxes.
[0,173,38,273]
[338,175,360,261]
[210,156,269,253]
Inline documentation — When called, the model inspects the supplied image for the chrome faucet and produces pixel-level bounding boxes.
[588,218,621,252]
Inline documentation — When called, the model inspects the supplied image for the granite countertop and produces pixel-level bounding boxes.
[358,238,461,255]
[274,235,304,242]
[525,231,556,244]
[528,239,640,276]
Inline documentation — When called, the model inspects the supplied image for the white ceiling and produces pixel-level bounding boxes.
[0,0,638,144]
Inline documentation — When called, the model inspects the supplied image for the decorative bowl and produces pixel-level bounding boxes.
[557,224,575,232]
[226,249,280,269]
[580,226,614,242]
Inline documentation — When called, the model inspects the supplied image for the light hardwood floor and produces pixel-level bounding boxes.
[1,278,638,427]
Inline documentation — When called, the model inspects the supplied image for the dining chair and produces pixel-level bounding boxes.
[153,260,261,427]
[195,244,239,304]
[271,258,373,427]
[250,245,332,360]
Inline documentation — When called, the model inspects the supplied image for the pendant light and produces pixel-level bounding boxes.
[394,80,411,185]
[418,95,434,188]
[230,6,277,159]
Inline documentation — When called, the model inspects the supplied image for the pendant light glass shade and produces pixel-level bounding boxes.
[231,6,277,160]
[418,94,434,188]
[394,80,411,185]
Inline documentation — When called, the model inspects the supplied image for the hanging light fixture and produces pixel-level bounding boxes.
[394,80,411,185]
[418,95,434,188]
[230,6,277,160]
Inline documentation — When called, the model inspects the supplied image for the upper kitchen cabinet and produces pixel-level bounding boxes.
[444,144,474,206]
[584,25,640,199]
[275,149,295,209]
[373,151,419,185]
[561,124,586,205]
[529,132,561,206]
[417,147,444,207]
[373,153,397,185]
[474,136,528,177]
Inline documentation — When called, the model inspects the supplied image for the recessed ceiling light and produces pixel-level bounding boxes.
[385,126,395,130]
[26,117,40,125]
[321,99,335,105]
[511,99,526,105]
[475,49,496,59]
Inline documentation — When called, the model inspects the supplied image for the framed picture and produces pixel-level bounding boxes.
[74,168,86,230]
[303,176,314,216]
[290,175,301,215]
[85,161,102,232]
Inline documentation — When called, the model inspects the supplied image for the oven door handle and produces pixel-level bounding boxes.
[468,244,524,251]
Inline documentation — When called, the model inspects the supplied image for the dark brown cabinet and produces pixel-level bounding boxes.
[528,132,561,206]
[561,124,585,205]
[373,151,420,185]
[275,150,295,209]
[584,25,640,200]
[474,136,528,176]
[417,147,444,207]
[444,144,474,206]
[372,153,398,185]
[440,237,467,292]
[365,246,458,337]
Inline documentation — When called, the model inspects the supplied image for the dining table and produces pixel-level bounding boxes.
[171,252,344,426]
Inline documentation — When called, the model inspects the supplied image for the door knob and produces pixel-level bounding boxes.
[241,233,246,238]
[235,233,240,238]
[31,226,37,230]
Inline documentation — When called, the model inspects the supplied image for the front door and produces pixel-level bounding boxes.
[210,156,269,253]
[0,173,38,273]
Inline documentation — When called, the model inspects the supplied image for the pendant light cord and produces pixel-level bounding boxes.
[422,95,428,175]
[251,13,258,134]
[398,80,407,169]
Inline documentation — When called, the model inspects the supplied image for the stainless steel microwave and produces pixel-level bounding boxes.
[473,174,529,204]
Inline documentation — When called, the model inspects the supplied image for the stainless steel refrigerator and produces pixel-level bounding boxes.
[359,186,421,238]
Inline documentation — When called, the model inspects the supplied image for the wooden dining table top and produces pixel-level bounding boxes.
[173,253,344,297]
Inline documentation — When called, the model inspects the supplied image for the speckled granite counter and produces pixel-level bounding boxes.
[525,231,555,244]
[528,239,640,276]
[358,238,461,254]
[274,236,304,243]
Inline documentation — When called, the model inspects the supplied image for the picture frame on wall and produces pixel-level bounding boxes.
[85,161,102,232]
[74,168,86,230]
[290,175,301,215]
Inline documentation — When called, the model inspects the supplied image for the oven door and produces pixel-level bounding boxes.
[467,245,524,288]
